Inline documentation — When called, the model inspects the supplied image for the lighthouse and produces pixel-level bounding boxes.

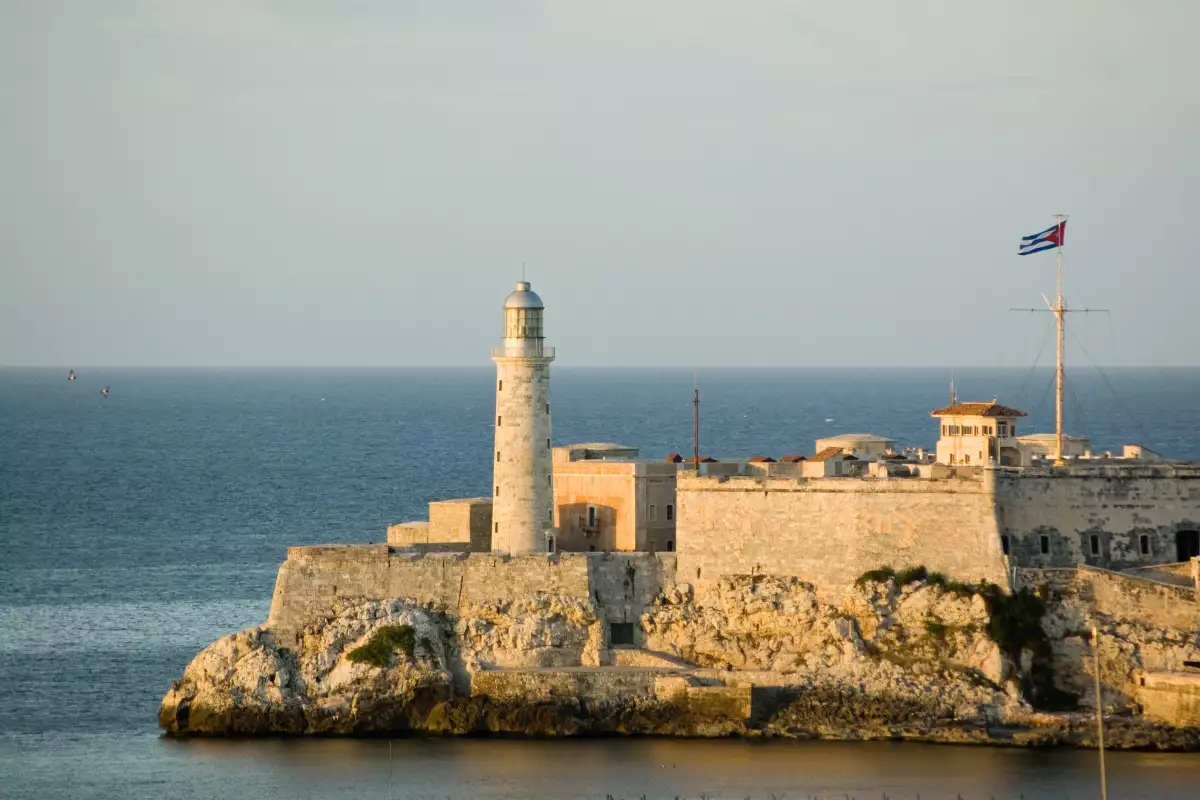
[491,281,555,554]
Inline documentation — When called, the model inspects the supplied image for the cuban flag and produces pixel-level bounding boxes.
[1019,220,1066,256]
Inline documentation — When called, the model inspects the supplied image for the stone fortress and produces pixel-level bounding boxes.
[163,281,1200,741]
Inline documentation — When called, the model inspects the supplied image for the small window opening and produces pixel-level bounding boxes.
[1001,534,1010,555]
[496,450,500,462]
[649,504,657,522]
[1140,534,1150,555]
[1090,534,1100,556]
[546,438,551,449]
[587,505,597,527]
[589,545,596,552]
[494,522,499,533]
[666,504,674,521]
[498,380,503,391]
[545,403,550,413]
[494,485,499,496]
[666,540,675,552]
[547,536,554,553]
[497,415,502,426]
[1040,534,1050,555]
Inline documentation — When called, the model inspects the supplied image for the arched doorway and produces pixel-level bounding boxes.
[1175,530,1199,562]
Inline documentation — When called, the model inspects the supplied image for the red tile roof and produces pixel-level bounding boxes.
[930,402,1027,418]
[664,452,684,463]
[807,446,846,463]
[779,454,807,463]
[748,455,776,463]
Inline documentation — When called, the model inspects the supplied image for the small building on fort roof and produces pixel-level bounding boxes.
[931,401,1027,466]
[1018,432,1092,461]
[814,433,895,459]
[552,444,678,553]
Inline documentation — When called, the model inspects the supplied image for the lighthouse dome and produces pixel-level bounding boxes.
[504,281,544,309]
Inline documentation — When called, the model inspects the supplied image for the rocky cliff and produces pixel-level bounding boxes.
[160,572,1200,747]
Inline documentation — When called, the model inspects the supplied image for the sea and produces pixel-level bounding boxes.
[2,366,1200,800]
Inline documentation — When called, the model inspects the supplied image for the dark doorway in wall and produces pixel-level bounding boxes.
[1175,530,1199,562]
[609,622,635,646]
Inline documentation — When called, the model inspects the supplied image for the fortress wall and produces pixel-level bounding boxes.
[587,553,677,626]
[267,545,591,635]
[265,546,674,637]
[1016,565,1199,631]
[674,474,1009,603]
[996,467,1200,569]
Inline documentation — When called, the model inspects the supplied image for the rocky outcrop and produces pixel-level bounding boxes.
[159,574,1200,748]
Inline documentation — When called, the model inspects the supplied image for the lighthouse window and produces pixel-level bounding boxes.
[496,450,500,462]
[547,438,551,449]
[1140,534,1151,555]
[498,380,503,391]
[546,403,550,413]
[666,504,674,521]
[1090,535,1100,556]
[1040,535,1050,554]
[1001,535,1010,555]
[494,522,499,533]
[494,485,499,496]
[497,415,502,426]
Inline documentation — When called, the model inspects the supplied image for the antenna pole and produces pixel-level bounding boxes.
[1054,215,1066,466]
[693,372,700,474]
[1093,624,1108,800]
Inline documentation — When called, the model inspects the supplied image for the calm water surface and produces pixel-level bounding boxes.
[2,367,1199,799]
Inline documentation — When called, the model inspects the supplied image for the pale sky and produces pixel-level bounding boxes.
[2,1,1196,367]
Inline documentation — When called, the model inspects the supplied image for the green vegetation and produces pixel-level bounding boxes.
[347,623,416,668]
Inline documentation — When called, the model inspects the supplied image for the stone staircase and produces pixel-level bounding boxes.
[610,646,696,670]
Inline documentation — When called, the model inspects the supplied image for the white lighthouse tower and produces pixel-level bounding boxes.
[491,281,555,554]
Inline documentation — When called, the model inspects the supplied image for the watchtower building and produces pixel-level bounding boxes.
[491,281,556,554]
[931,401,1027,466]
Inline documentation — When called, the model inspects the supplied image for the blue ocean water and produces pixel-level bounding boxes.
[2,366,1200,799]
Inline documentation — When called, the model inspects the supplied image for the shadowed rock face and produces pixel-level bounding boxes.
[159,577,1200,748]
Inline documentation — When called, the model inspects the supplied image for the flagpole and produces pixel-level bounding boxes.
[1054,214,1066,467]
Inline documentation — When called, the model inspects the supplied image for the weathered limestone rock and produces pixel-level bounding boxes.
[159,573,1200,748]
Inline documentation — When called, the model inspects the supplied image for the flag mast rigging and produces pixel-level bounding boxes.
[1053,214,1066,466]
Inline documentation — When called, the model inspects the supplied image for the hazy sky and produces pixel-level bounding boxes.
[2,1,1196,367]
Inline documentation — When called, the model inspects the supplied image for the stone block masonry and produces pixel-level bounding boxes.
[675,472,1010,603]
[265,545,674,639]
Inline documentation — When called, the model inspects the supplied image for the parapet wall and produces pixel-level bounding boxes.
[674,472,1010,603]
[265,544,674,637]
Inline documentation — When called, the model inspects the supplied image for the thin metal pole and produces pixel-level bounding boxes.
[693,372,700,474]
[1054,215,1066,466]
[1093,624,1108,800]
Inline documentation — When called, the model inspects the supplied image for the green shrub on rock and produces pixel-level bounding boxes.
[347,624,417,668]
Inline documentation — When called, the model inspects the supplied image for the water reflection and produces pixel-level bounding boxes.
[154,737,1200,800]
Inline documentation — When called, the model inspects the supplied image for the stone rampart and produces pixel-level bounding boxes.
[1016,565,1199,631]
[1139,672,1200,727]
[994,466,1200,569]
[265,545,675,638]
[675,473,1009,603]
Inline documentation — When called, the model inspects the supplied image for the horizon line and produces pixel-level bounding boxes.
[4,363,1198,371]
